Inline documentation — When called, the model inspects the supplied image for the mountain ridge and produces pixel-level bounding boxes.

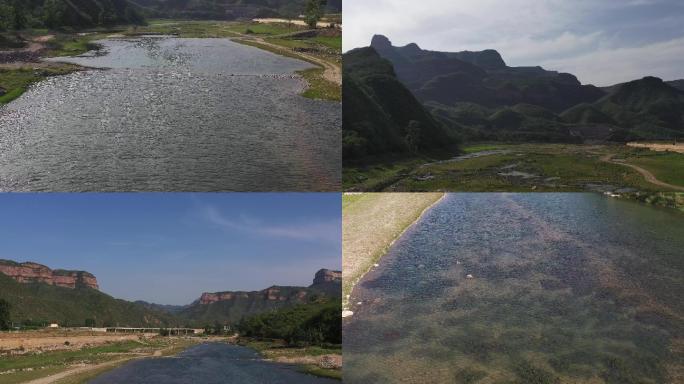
[0,261,340,327]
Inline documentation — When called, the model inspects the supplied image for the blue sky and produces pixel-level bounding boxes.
[0,193,341,305]
[344,0,684,85]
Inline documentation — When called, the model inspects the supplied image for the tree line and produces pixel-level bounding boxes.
[237,299,341,345]
[0,0,145,31]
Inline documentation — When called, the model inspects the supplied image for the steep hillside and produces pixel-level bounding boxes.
[370,34,605,113]
[568,77,684,139]
[0,272,173,327]
[353,34,684,144]
[178,269,341,325]
[343,46,459,161]
[0,0,146,29]
[0,263,339,328]
[667,79,684,92]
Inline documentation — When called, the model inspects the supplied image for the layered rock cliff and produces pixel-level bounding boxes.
[198,269,342,305]
[0,260,99,290]
[313,269,342,285]
[181,269,341,325]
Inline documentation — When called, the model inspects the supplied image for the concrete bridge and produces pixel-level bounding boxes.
[104,327,204,335]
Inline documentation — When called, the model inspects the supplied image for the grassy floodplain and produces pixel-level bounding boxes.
[0,334,199,384]
[239,339,342,380]
[0,31,109,105]
[124,19,342,101]
[344,143,684,193]
[1,19,341,106]
[342,193,444,310]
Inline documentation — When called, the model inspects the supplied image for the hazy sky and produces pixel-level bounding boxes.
[343,0,684,86]
[0,194,341,305]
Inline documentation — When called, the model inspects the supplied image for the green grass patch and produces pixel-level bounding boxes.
[239,339,341,380]
[310,36,341,51]
[625,151,684,187]
[343,158,428,191]
[128,20,304,38]
[299,364,342,380]
[298,68,340,101]
[461,143,509,154]
[0,65,80,105]
[240,22,302,36]
[345,144,668,192]
[47,34,109,57]
[0,341,144,372]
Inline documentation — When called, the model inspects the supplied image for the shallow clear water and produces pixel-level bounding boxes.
[0,38,341,191]
[344,193,684,383]
[89,343,337,384]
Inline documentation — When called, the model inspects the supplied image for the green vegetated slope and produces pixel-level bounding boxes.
[1,263,341,328]
[0,273,173,327]
[343,46,459,162]
[134,0,341,21]
[0,0,145,30]
[177,285,338,325]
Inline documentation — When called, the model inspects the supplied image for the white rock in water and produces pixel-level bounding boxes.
[373,264,379,267]
[342,310,354,318]
[466,274,474,279]
[456,261,462,265]
[356,301,363,305]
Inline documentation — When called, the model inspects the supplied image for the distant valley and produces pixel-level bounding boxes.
[343,34,684,162]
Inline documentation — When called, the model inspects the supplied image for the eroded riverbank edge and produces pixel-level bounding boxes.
[342,193,445,313]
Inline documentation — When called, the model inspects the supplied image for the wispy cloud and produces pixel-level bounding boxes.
[202,205,340,244]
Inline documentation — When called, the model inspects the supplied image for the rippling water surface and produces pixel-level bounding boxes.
[0,37,341,191]
[90,343,338,384]
[344,193,684,383]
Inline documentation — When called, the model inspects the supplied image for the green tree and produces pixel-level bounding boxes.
[0,299,10,330]
[10,0,26,30]
[0,2,15,31]
[85,318,96,327]
[43,0,66,29]
[405,120,422,153]
[304,0,324,29]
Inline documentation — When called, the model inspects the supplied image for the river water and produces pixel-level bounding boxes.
[344,193,684,383]
[0,37,341,191]
[89,343,337,384]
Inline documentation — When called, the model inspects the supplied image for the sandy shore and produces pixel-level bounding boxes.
[627,142,684,153]
[0,332,141,354]
[342,193,444,311]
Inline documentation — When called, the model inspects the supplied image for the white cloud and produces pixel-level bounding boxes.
[541,36,684,85]
[342,0,684,84]
[202,205,340,244]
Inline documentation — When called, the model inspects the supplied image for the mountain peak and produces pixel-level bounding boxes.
[371,34,393,50]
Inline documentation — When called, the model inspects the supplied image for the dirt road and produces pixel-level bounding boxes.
[601,154,684,191]
[233,34,341,85]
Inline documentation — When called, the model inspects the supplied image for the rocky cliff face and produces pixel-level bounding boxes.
[310,269,342,296]
[198,286,310,305]
[0,260,99,290]
[197,269,341,305]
